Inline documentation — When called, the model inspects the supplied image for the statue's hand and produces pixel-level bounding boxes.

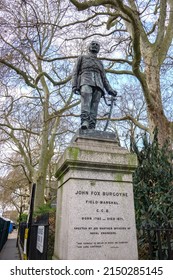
[72,87,80,95]
[109,90,117,97]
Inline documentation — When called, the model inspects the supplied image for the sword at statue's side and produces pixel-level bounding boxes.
[103,94,117,132]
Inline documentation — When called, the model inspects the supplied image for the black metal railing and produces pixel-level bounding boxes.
[28,214,49,260]
[142,226,173,260]
[18,222,27,250]
[18,213,51,260]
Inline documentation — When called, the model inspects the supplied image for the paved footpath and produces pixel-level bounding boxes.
[0,230,20,260]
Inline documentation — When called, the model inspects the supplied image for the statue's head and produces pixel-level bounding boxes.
[88,40,100,54]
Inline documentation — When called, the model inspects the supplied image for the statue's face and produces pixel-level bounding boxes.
[89,41,100,54]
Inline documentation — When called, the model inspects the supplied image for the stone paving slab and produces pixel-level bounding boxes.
[0,230,20,260]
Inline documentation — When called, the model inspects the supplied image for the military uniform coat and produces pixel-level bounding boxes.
[72,54,113,96]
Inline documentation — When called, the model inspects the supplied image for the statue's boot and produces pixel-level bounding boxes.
[81,120,89,129]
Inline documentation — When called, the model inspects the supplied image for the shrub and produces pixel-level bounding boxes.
[133,130,173,228]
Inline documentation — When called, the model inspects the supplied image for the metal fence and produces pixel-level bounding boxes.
[0,217,10,252]
[18,213,55,260]
[28,214,49,260]
[142,226,173,260]
[18,222,27,250]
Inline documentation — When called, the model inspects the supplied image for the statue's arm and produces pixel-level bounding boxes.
[72,55,82,92]
[100,62,117,97]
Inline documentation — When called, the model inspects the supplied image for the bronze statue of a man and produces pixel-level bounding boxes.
[72,40,117,130]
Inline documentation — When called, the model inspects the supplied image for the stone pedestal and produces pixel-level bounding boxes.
[53,130,138,260]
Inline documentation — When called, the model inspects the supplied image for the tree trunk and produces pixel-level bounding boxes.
[34,175,46,210]
[34,139,50,210]
[144,54,171,145]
